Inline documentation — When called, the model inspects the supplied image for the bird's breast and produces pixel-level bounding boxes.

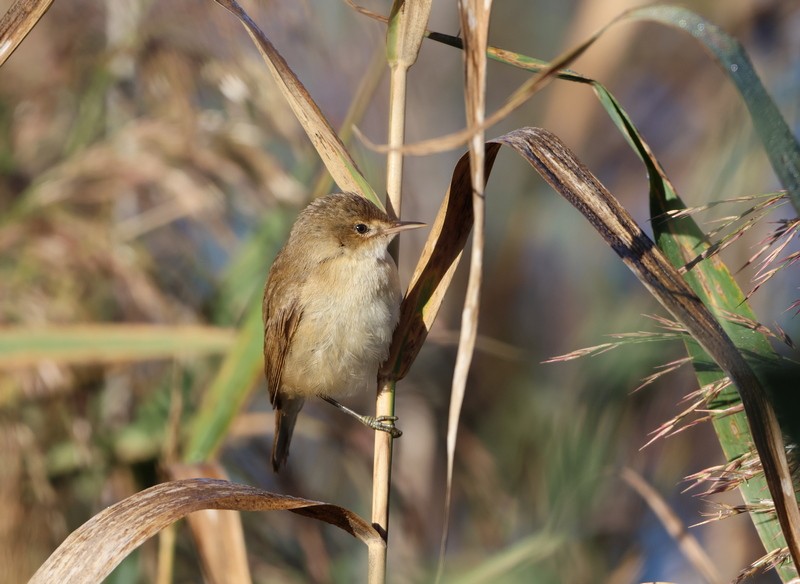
[280,254,401,398]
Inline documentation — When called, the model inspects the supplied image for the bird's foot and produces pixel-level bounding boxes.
[365,415,402,438]
[319,395,402,438]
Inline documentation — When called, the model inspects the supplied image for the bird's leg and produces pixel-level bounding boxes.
[319,395,402,438]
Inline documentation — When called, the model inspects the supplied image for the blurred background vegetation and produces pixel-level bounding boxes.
[1,0,799,582]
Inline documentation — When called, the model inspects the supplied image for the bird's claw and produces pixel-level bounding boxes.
[369,415,402,438]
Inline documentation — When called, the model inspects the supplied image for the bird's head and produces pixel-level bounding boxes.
[295,192,425,260]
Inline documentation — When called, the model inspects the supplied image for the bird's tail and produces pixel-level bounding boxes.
[272,396,305,472]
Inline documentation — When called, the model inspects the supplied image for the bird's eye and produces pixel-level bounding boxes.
[354,223,369,234]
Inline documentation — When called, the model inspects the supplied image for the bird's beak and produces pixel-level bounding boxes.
[381,220,426,236]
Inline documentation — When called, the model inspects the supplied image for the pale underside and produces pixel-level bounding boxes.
[278,251,401,399]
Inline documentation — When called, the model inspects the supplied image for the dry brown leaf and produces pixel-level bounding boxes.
[213,0,379,206]
[30,478,384,584]
[0,0,53,67]
[382,143,501,380]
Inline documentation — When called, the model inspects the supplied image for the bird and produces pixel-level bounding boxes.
[262,192,425,471]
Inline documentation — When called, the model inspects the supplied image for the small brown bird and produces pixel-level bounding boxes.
[262,192,425,471]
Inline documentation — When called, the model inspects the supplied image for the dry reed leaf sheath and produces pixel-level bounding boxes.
[30,479,384,584]
[384,0,432,219]
[382,145,500,380]
[382,0,433,276]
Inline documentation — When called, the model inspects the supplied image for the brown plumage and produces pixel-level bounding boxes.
[262,192,424,471]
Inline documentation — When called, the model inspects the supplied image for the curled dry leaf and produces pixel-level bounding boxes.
[502,127,800,572]
[30,478,384,584]
[382,143,501,380]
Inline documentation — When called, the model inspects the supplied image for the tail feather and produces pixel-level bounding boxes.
[272,397,305,472]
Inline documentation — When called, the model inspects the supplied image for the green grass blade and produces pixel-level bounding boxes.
[442,531,565,584]
[183,302,263,463]
[594,65,797,581]
[626,5,800,215]
[0,325,235,367]
[214,208,292,324]
[495,126,800,580]
[649,179,797,581]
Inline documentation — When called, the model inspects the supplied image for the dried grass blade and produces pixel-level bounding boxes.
[212,0,379,205]
[0,0,53,67]
[359,17,604,156]
[437,1,492,579]
[622,467,722,584]
[30,478,384,584]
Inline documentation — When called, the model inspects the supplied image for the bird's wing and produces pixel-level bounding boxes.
[263,286,303,408]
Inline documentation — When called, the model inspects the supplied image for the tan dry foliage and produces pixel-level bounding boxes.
[30,478,384,584]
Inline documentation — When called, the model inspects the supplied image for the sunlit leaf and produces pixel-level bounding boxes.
[30,478,384,584]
